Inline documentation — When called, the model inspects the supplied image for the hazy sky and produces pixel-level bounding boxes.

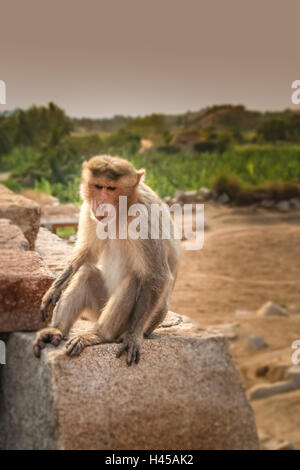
[0,0,299,117]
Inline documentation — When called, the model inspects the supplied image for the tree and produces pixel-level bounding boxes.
[257,118,287,142]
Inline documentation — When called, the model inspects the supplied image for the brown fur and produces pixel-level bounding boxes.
[34,155,181,365]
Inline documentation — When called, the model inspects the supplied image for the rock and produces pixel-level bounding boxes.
[174,190,185,202]
[289,198,300,210]
[263,439,296,450]
[198,187,212,200]
[206,322,239,340]
[0,219,29,251]
[276,200,290,212]
[159,311,183,328]
[159,313,198,333]
[286,365,300,386]
[217,193,230,205]
[276,441,296,450]
[0,322,259,450]
[248,381,296,400]
[174,190,199,204]
[21,190,59,207]
[248,335,268,350]
[256,301,288,317]
[0,184,41,249]
[260,199,275,209]
[0,250,54,332]
[257,430,269,443]
[288,304,300,313]
[35,227,73,276]
[174,190,200,204]
[235,309,252,318]
[263,440,280,450]
[41,203,80,219]
[67,235,77,244]
[183,190,198,203]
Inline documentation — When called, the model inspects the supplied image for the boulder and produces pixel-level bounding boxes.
[276,200,290,212]
[174,190,185,202]
[0,320,259,450]
[35,227,73,275]
[206,322,239,340]
[20,190,59,207]
[0,184,41,249]
[181,190,198,203]
[289,198,300,210]
[0,218,29,251]
[247,335,268,350]
[260,199,275,209]
[287,365,300,386]
[248,381,296,400]
[288,304,300,313]
[0,250,54,332]
[198,187,212,201]
[276,441,296,450]
[256,301,288,317]
[235,309,252,318]
[217,193,230,205]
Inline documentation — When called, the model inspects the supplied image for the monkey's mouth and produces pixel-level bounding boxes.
[96,213,109,222]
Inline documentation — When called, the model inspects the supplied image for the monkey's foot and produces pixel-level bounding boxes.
[116,334,141,366]
[33,327,63,358]
[65,333,101,357]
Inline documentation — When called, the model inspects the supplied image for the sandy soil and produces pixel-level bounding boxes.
[170,203,300,449]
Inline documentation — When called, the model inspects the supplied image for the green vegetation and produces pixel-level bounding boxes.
[1,103,300,203]
[127,145,300,198]
[56,227,77,239]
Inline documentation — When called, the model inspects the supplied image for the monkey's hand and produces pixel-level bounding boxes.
[65,332,101,356]
[116,332,141,366]
[40,264,74,321]
[33,327,63,358]
[40,285,63,322]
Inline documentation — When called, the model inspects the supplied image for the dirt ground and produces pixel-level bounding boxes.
[170,203,300,449]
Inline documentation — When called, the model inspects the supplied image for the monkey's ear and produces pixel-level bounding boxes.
[136,169,145,185]
[82,160,88,168]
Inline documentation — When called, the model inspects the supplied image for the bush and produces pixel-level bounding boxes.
[56,227,77,239]
[194,141,220,153]
[211,173,243,199]
[34,177,52,194]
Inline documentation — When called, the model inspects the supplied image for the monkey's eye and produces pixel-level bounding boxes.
[107,186,116,191]
[95,184,103,189]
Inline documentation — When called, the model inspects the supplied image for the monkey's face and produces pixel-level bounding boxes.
[86,177,122,221]
[80,156,144,222]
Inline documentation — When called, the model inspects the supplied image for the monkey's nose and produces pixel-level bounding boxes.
[95,204,115,222]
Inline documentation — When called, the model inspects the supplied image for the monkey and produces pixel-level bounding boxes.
[33,155,181,365]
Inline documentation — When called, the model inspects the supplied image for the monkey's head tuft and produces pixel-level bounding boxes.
[85,155,136,180]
